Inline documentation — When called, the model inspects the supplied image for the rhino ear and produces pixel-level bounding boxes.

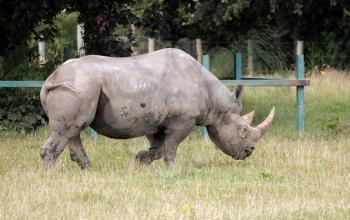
[234,85,243,103]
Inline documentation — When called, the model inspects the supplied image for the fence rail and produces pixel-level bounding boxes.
[0,79,310,88]
[0,51,310,137]
[0,81,43,88]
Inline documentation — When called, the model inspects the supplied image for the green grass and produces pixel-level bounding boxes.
[0,73,350,219]
[243,72,350,138]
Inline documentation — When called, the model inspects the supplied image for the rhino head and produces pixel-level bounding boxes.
[207,107,275,160]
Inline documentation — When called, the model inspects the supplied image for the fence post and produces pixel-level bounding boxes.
[38,36,46,66]
[296,40,305,132]
[130,24,138,56]
[202,55,209,139]
[148,38,155,53]
[63,47,71,61]
[196,38,202,62]
[234,52,242,80]
[247,40,254,76]
[77,24,85,56]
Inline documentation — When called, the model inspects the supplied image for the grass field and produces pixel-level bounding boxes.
[0,72,350,219]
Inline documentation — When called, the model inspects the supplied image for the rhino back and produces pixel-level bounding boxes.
[86,49,211,138]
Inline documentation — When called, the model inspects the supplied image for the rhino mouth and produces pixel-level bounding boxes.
[232,155,247,160]
[231,150,252,160]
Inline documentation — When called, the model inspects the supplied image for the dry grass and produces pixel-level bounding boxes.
[0,74,350,219]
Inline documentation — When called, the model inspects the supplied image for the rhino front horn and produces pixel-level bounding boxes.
[256,106,275,137]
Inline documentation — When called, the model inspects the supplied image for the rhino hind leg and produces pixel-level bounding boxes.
[68,135,90,169]
[40,88,99,169]
[136,133,165,165]
[40,131,70,169]
[40,125,88,169]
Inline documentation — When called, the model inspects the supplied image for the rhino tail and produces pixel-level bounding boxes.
[40,81,79,113]
[44,82,79,93]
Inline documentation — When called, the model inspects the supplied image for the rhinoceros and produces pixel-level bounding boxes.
[39,48,274,169]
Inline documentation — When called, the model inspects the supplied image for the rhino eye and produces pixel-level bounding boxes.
[238,125,249,138]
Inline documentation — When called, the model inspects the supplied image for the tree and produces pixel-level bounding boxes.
[0,0,64,56]
[273,0,350,67]
[0,0,140,57]
[142,0,350,68]
[65,0,140,57]
[1,0,349,66]
[142,0,276,46]
[142,0,196,46]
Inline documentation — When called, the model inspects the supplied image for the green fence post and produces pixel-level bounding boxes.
[202,55,209,139]
[63,47,71,61]
[203,54,209,70]
[90,128,97,139]
[296,54,305,132]
[234,52,242,80]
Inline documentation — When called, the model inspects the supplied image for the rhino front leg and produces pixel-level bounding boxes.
[136,133,165,165]
[162,119,195,166]
[68,135,90,169]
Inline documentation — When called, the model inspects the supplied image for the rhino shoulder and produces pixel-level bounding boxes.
[151,48,193,60]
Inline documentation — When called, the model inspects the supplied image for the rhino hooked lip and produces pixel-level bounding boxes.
[232,154,245,160]
[232,152,247,160]
[231,146,254,160]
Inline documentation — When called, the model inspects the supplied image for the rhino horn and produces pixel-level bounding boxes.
[256,106,275,137]
[241,111,255,125]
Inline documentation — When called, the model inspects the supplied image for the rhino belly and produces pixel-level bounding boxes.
[90,91,167,139]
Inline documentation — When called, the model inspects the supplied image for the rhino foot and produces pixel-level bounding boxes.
[70,152,90,169]
[40,132,70,170]
[69,152,79,162]
[68,136,90,170]
[135,149,162,165]
[135,150,153,165]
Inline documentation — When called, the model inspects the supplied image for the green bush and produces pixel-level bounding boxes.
[0,12,79,133]
[0,44,60,133]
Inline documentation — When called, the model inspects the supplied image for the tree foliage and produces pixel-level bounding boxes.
[0,0,139,57]
[142,0,350,68]
[142,1,196,46]
[1,0,350,132]
[1,0,349,62]
[0,0,64,56]
[141,0,275,45]
[65,0,140,57]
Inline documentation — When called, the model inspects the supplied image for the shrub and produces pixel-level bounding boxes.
[0,44,59,133]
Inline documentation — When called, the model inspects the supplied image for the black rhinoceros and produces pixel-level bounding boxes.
[40,48,274,169]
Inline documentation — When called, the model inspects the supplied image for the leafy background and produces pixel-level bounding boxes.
[1,0,350,132]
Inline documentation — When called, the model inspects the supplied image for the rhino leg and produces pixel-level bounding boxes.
[136,133,165,165]
[40,131,70,169]
[68,135,90,169]
[40,86,99,169]
[162,119,195,166]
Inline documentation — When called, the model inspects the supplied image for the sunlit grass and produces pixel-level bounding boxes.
[243,71,350,138]
[0,73,349,219]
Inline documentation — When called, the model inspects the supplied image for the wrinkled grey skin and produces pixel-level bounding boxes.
[40,48,274,169]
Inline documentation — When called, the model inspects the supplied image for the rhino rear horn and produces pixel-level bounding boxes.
[241,111,255,125]
[256,106,275,137]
